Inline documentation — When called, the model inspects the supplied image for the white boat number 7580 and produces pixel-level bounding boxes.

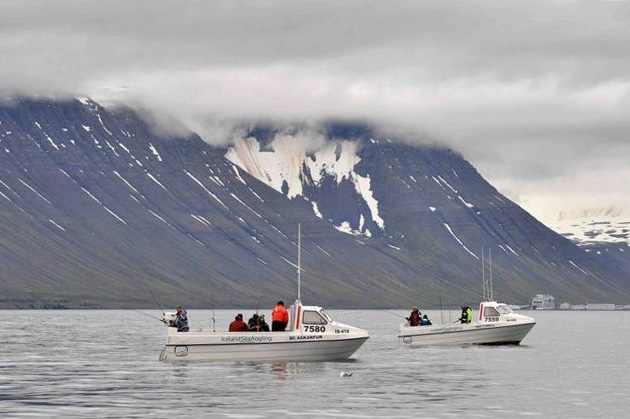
[304,325,326,333]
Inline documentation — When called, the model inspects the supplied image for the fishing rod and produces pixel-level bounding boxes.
[210,296,216,332]
[133,309,167,323]
[141,279,165,315]
[384,309,407,319]
[212,307,216,332]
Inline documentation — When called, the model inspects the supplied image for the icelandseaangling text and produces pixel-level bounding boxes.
[221,336,273,343]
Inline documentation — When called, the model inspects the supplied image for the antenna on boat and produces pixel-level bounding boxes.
[482,247,486,301]
[482,247,494,302]
[297,223,302,302]
[488,247,493,301]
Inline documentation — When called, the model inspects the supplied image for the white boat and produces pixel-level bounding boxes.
[159,225,369,362]
[398,300,536,347]
[159,301,369,362]
[399,248,535,347]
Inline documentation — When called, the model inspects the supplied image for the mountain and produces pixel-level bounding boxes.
[1,98,629,309]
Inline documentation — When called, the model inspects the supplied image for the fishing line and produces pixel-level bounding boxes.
[139,278,165,315]
[133,309,166,323]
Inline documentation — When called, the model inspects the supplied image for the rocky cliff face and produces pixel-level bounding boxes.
[1,99,628,308]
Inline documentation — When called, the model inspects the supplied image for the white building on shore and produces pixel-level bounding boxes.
[531,294,556,310]
[559,302,621,310]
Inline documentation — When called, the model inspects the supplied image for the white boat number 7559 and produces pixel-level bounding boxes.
[304,325,326,333]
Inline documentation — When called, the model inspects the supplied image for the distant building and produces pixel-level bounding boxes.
[586,303,616,311]
[531,294,556,310]
[558,303,618,310]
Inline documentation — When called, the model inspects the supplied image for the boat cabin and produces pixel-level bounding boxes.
[291,301,335,333]
[477,301,519,324]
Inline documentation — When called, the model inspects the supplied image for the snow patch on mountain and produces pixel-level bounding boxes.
[551,206,630,246]
[225,133,384,234]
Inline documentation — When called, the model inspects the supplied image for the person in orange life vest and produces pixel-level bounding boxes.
[229,313,249,332]
[271,300,289,331]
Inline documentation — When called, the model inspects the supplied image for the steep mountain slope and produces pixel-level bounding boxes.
[0,99,407,308]
[226,123,630,304]
[1,99,628,308]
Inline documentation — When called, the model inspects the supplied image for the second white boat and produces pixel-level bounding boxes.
[398,301,536,347]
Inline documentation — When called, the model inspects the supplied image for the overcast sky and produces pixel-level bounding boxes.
[1,0,629,225]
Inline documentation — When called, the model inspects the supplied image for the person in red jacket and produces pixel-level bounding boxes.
[271,300,289,331]
[406,306,421,327]
[229,313,249,332]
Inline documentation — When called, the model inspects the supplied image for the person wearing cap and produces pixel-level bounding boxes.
[174,304,189,332]
[271,300,289,331]
[406,306,421,326]
[229,313,249,332]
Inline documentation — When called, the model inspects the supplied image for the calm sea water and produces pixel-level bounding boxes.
[1,308,628,418]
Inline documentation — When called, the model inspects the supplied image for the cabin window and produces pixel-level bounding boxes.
[483,306,501,317]
[496,304,512,314]
[302,310,328,325]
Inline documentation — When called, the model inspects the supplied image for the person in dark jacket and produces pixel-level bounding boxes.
[173,305,189,332]
[248,313,259,329]
[248,313,270,331]
[229,313,249,332]
[420,314,432,326]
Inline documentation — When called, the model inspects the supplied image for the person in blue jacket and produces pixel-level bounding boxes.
[173,304,189,332]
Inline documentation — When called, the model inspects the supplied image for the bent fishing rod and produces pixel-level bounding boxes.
[133,309,167,323]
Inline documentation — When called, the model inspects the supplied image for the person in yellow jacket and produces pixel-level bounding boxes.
[271,300,289,331]
[459,305,473,324]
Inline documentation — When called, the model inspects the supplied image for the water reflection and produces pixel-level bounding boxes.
[270,362,287,380]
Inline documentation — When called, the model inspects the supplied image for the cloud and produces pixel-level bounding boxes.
[2,0,630,224]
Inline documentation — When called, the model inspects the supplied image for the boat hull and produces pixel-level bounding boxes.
[159,331,369,362]
[398,321,535,347]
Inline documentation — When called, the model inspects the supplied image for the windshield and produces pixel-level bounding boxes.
[319,309,333,322]
[496,304,513,314]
